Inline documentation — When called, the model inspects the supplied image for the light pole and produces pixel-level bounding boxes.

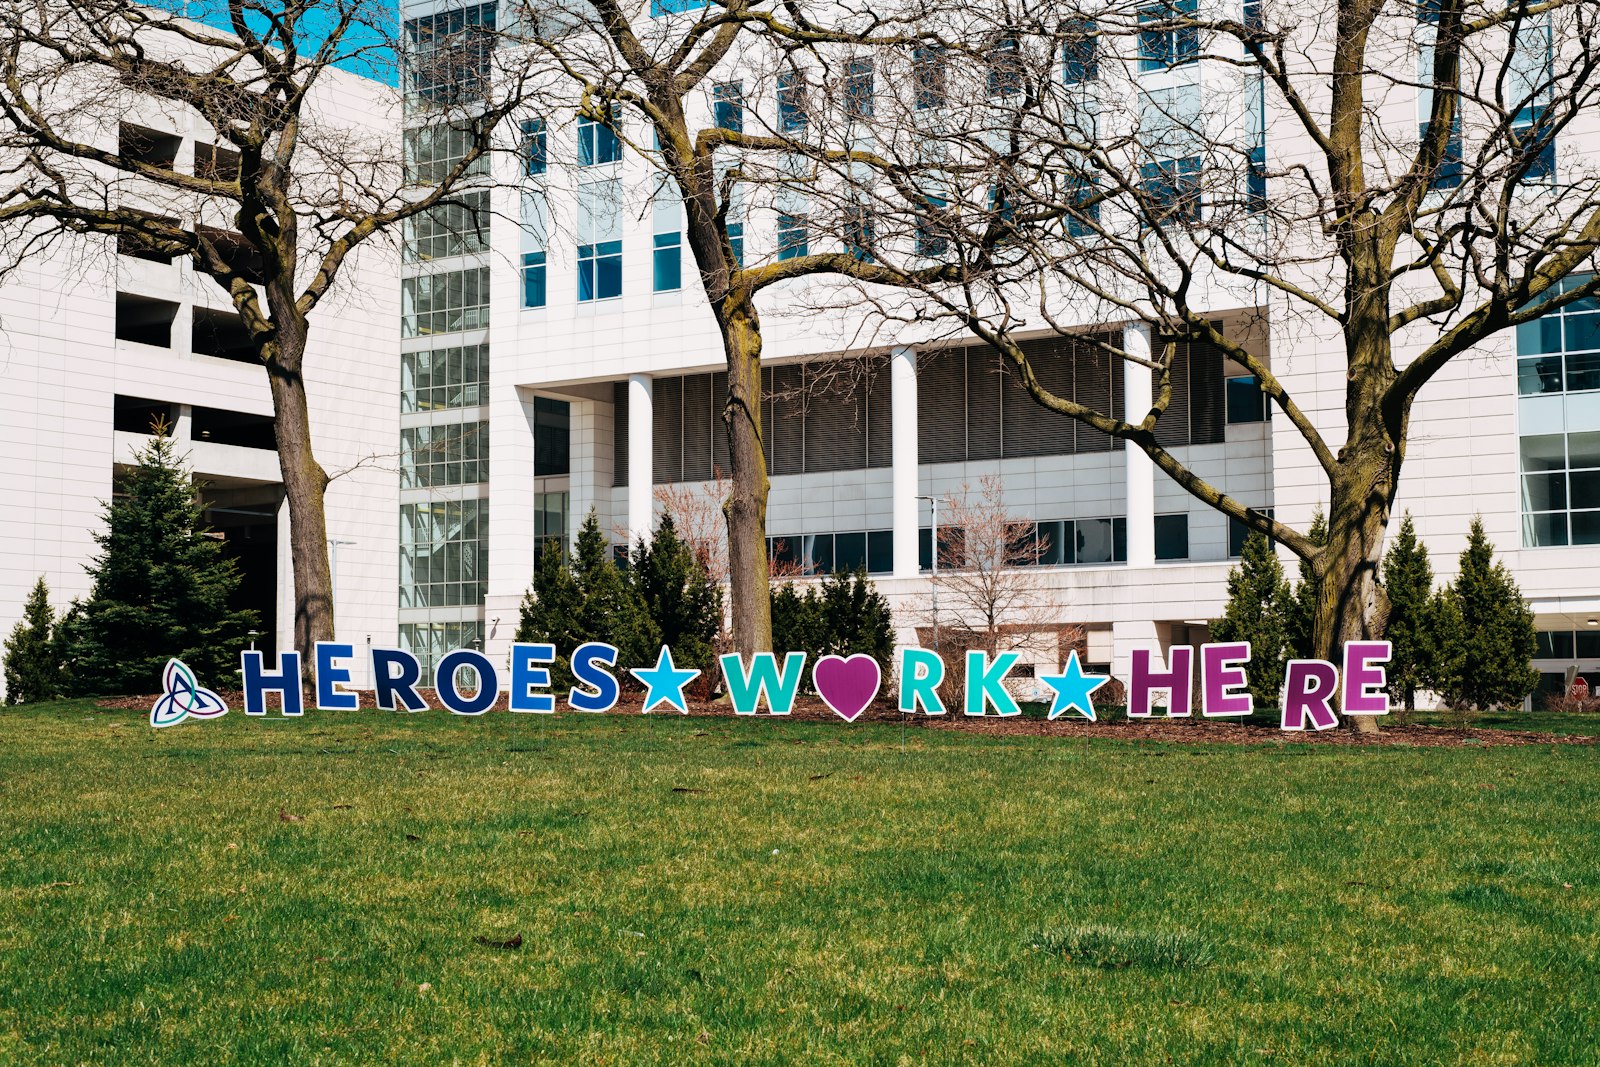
[327,538,355,637]
[916,495,940,655]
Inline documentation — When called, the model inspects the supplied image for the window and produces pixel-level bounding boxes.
[578,112,621,166]
[402,267,489,337]
[1226,374,1270,422]
[651,0,707,14]
[713,81,743,133]
[777,213,808,260]
[1243,0,1263,31]
[1517,274,1599,396]
[1513,105,1556,182]
[534,397,571,477]
[653,232,682,291]
[988,35,1023,97]
[1420,117,1463,191]
[1140,156,1202,221]
[401,620,485,679]
[913,45,947,110]
[402,342,489,412]
[401,421,489,489]
[728,222,744,267]
[579,241,622,301]
[777,72,808,132]
[405,3,496,105]
[521,118,547,176]
[1228,509,1275,557]
[1067,178,1100,237]
[1415,0,1440,23]
[1537,629,1600,659]
[534,491,569,561]
[522,251,547,308]
[1063,21,1098,84]
[846,205,874,262]
[579,179,622,301]
[399,499,489,610]
[404,123,489,185]
[1521,432,1600,547]
[770,529,893,575]
[844,57,874,120]
[916,196,949,258]
[1139,0,1198,71]
[1247,144,1267,212]
[404,191,489,261]
[1155,514,1190,560]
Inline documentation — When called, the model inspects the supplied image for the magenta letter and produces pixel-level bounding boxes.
[1129,646,1194,717]
[1282,660,1340,731]
[1201,642,1252,717]
[1342,641,1391,716]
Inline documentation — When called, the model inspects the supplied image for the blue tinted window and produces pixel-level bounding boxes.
[653,232,681,292]
[1140,156,1202,221]
[521,118,546,176]
[1063,22,1098,84]
[578,240,622,301]
[522,251,546,308]
[713,82,743,133]
[777,72,807,131]
[777,214,808,260]
[1139,0,1198,71]
[578,114,620,166]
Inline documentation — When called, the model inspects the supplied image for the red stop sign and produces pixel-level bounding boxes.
[1573,677,1591,701]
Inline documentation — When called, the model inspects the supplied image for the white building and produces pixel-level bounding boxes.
[0,32,401,684]
[392,0,1600,703]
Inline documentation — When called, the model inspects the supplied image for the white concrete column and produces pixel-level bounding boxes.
[173,403,193,446]
[1122,322,1156,568]
[627,373,654,547]
[890,345,920,578]
[1111,618,1162,693]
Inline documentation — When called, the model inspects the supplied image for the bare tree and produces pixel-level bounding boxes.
[506,0,953,655]
[920,474,1062,660]
[771,0,1600,727]
[0,0,527,660]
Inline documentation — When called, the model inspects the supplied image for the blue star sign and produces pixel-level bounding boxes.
[1040,650,1109,721]
[630,645,701,714]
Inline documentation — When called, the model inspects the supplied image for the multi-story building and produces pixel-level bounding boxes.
[0,34,400,686]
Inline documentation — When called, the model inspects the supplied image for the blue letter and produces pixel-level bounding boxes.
[569,642,620,713]
[435,649,499,715]
[965,650,1021,716]
[314,642,358,711]
[898,648,946,715]
[240,650,303,716]
[719,652,807,715]
[508,642,556,713]
[372,648,427,711]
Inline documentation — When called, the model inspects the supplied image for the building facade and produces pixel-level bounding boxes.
[0,43,401,689]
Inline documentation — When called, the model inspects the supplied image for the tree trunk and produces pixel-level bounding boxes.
[717,298,774,656]
[265,328,335,663]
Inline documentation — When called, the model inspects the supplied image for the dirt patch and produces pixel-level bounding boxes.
[93,691,1592,746]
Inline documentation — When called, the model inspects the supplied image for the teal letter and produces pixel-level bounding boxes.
[965,650,1021,716]
[719,652,807,715]
[898,648,946,715]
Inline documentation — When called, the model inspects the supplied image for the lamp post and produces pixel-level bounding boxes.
[327,538,355,637]
[916,495,940,655]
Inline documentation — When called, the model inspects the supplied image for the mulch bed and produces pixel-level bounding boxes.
[92,692,1594,747]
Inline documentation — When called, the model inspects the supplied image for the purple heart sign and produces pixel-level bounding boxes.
[812,654,882,722]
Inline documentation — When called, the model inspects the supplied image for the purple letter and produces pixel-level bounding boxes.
[1129,646,1194,717]
[1200,642,1252,717]
[1282,660,1340,731]
[1342,641,1391,716]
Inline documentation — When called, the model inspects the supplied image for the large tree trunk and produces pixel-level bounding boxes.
[265,325,335,662]
[716,297,774,656]
[1314,299,1404,732]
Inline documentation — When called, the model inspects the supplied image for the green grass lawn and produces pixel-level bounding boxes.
[2,702,1597,1065]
